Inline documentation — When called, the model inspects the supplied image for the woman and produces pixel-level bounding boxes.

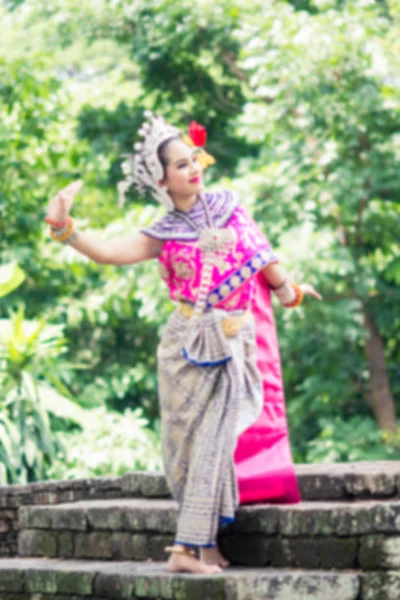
[46,112,321,575]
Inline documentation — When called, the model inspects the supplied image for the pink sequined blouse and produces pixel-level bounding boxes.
[142,190,278,312]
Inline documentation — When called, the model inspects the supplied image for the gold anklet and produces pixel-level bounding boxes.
[164,544,196,557]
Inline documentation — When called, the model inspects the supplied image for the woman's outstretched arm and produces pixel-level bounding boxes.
[68,231,163,265]
[262,262,322,301]
[45,179,163,265]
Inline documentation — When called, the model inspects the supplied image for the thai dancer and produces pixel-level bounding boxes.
[45,112,322,575]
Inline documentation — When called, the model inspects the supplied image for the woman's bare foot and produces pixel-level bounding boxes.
[167,551,222,574]
[200,546,230,569]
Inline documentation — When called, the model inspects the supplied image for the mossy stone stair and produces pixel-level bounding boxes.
[2,461,400,599]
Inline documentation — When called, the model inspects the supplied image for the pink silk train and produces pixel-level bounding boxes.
[234,270,301,505]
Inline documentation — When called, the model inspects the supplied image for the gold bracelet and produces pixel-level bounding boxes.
[282,283,304,308]
[50,217,74,243]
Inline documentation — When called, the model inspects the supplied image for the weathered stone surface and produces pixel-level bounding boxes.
[278,501,400,536]
[119,506,147,532]
[295,461,400,500]
[345,471,396,498]
[16,498,400,566]
[23,498,177,535]
[87,503,125,531]
[55,568,94,595]
[33,492,59,505]
[0,495,25,508]
[0,557,362,599]
[0,568,25,592]
[295,465,345,500]
[0,520,11,532]
[119,473,142,496]
[1,462,400,509]
[18,530,57,557]
[0,510,18,519]
[58,490,86,503]
[0,596,98,600]
[58,531,74,558]
[25,567,58,593]
[166,576,226,600]
[111,533,149,561]
[0,484,31,495]
[4,463,400,581]
[0,595,32,599]
[218,533,274,566]
[74,532,113,559]
[340,462,400,498]
[359,535,400,569]
[279,504,338,536]
[227,505,280,535]
[143,504,177,533]
[19,505,53,529]
[96,565,226,600]
[0,545,17,556]
[94,570,135,598]
[146,534,175,562]
[120,499,177,533]
[120,471,171,498]
[138,473,170,499]
[271,537,357,569]
[50,504,88,531]
[319,536,358,569]
[362,571,400,600]
[223,569,360,600]
[221,500,400,539]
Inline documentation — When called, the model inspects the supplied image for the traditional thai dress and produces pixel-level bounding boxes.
[142,189,300,549]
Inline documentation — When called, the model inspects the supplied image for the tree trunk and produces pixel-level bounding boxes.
[363,310,397,433]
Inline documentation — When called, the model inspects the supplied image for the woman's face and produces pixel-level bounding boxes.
[160,139,203,199]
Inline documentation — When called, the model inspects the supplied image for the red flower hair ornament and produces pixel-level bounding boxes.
[184,120,216,168]
[188,121,207,147]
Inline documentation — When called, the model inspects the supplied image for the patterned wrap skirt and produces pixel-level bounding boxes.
[157,306,263,547]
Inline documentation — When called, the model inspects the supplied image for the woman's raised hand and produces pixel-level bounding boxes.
[46,179,83,225]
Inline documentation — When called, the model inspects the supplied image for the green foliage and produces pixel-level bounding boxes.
[0,0,399,476]
[47,406,162,480]
[0,263,25,298]
[0,305,88,483]
[0,56,62,254]
[305,416,400,463]
[71,0,256,189]
[0,264,87,483]
[233,0,400,441]
[41,206,171,422]
[0,52,94,316]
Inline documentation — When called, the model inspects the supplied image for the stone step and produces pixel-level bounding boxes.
[2,462,399,511]
[0,557,369,600]
[118,460,400,502]
[295,461,400,500]
[5,463,399,563]
[18,497,400,571]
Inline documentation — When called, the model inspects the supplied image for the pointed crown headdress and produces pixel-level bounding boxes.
[117,111,215,211]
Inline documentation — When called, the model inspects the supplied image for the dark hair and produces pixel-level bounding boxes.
[157,136,180,180]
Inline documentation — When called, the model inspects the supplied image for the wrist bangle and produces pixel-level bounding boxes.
[282,283,303,308]
[49,216,75,243]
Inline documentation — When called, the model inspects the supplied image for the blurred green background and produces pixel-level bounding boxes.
[0,0,399,484]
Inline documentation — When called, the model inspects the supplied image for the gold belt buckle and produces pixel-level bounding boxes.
[221,312,249,337]
[178,301,249,337]
[178,301,194,319]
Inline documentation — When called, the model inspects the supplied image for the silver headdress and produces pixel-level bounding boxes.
[117,111,181,211]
